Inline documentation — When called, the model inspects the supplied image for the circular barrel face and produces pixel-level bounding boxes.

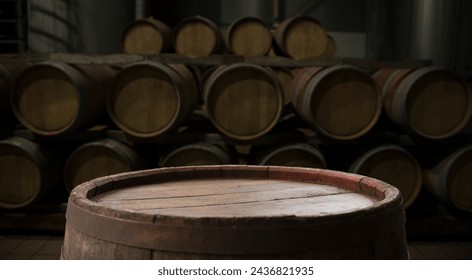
[122,20,168,54]
[255,143,326,169]
[161,143,232,167]
[204,64,283,140]
[174,17,220,57]
[12,65,79,134]
[227,18,272,56]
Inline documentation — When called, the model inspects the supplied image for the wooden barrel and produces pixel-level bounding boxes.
[203,63,283,140]
[107,61,198,138]
[122,18,172,54]
[62,165,408,259]
[423,145,472,212]
[63,138,144,193]
[271,67,294,106]
[173,16,222,57]
[372,67,472,139]
[0,136,60,209]
[291,65,382,140]
[160,142,234,167]
[0,63,30,122]
[274,16,328,59]
[250,142,327,168]
[320,34,337,57]
[224,17,272,56]
[348,144,422,208]
[10,62,115,136]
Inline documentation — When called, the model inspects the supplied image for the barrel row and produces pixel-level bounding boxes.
[122,15,336,59]
[2,61,471,141]
[1,135,471,213]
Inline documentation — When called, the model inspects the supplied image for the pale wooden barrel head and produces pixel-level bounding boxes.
[107,63,179,137]
[401,68,472,139]
[63,166,407,259]
[305,65,381,140]
[349,145,422,208]
[0,139,41,208]
[122,19,169,54]
[204,63,283,140]
[227,17,272,56]
[12,64,80,134]
[173,17,220,57]
[64,139,141,192]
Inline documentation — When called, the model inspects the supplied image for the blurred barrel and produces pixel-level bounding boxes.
[122,18,172,54]
[160,142,234,167]
[291,65,381,140]
[107,61,198,138]
[0,63,30,125]
[224,17,272,56]
[274,16,328,59]
[423,145,472,212]
[348,144,422,208]
[320,34,337,57]
[11,62,116,136]
[372,67,472,139]
[0,136,60,209]
[250,142,327,168]
[173,16,222,57]
[203,63,283,140]
[63,138,144,193]
[271,67,294,106]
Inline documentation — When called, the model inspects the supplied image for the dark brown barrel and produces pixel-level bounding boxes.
[122,18,172,54]
[10,62,115,136]
[203,63,284,140]
[274,16,328,59]
[224,17,272,56]
[372,67,472,139]
[63,138,144,193]
[271,67,294,106]
[173,16,222,57]
[62,165,408,259]
[0,136,60,209]
[320,34,337,57]
[107,61,198,138]
[423,145,472,212]
[160,142,234,167]
[348,144,422,208]
[250,142,327,168]
[291,65,382,140]
[0,63,30,123]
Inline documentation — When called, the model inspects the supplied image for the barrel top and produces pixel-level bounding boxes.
[69,165,402,225]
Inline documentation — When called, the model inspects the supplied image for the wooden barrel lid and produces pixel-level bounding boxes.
[64,138,143,192]
[173,16,221,57]
[274,16,328,59]
[398,67,472,139]
[204,63,283,140]
[303,65,381,140]
[64,165,407,259]
[225,17,272,56]
[11,62,83,135]
[107,61,195,137]
[0,137,43,208]
[349,144,422,208]
[122,18,171,54]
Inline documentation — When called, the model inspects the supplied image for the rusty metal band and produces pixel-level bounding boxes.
[66,199,406,255]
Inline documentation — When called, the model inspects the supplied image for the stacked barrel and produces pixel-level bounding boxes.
[1,15,471,217]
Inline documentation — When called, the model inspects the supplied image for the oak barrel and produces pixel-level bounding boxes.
[0,137,60,209]
[160,142,234,167]
[63,138,144,193]
[271,67,294,105]
[122,18,172,54]
[372,67,472,139]
[250,143,327,169]
[348,144,422,208]
[10,62,116,136]
[273,16,328,59]
[423,145,472,212]
[173,16,222,57]
[224,17,272,56]
[291,65,382,140]
[0,63,30,124]
[62,165,408,259]
[107,61,198,138]
[203,63,284,140]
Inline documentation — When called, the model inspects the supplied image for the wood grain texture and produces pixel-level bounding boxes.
[122,18,172,55]
[62,165,408,259]
[160,142,234,167]
[225,17,272,56]
[173,16,221,58]
[250,143,327,168]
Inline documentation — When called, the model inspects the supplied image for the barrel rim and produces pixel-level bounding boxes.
[106,61,184,138]
[10,61,85,136]
[254,142,327,168]
[160,142,233,167]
